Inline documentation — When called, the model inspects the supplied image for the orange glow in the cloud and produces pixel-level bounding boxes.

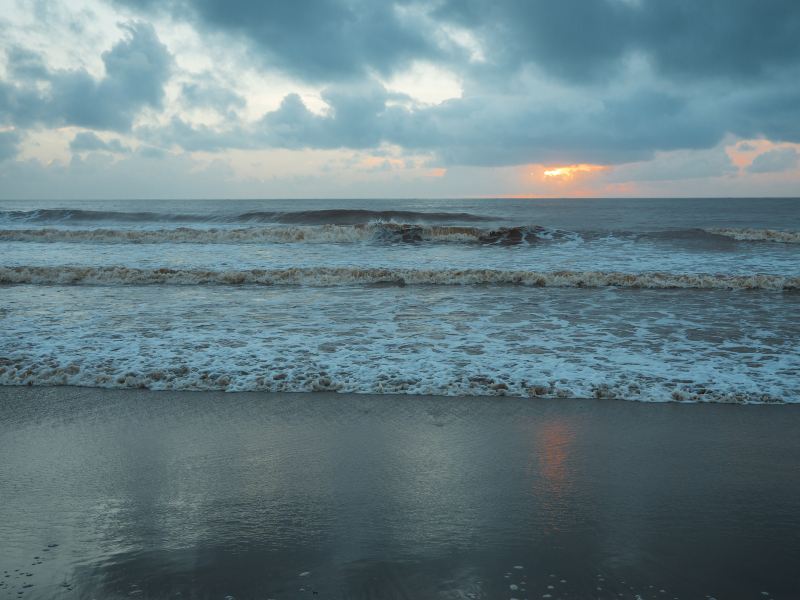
[359,156,405,169]
[541,164,607,180]
[724,138,800,170]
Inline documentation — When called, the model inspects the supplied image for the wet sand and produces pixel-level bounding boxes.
[1,387,799,599]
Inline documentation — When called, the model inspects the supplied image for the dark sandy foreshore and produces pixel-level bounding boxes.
[1,386,799,599]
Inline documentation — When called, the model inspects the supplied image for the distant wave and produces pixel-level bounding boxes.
[2,265,796,290]
[0,208,493,226]
[628,228,800,245]
[0,224,572,245]
[703,228,800,244]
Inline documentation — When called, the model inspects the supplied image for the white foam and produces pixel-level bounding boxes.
[0,284,796,403]
[705,228,800,244]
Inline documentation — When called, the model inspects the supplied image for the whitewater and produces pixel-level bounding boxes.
[1,197,798,403]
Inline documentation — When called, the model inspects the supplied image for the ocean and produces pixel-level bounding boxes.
[1,197,799,403]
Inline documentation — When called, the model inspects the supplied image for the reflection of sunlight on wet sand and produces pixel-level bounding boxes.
[528,420,578,534]
[540,422,571,487]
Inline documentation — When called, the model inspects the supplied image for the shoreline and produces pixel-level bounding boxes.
[1,383,797,405]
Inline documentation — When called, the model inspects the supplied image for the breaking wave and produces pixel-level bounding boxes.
[2,265,797,290]
[703,228,800,244]
[0,224,571,245]
[0,355,787,403]
[0,208,493,226]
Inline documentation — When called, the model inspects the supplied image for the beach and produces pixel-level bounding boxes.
[3,1,800,596]
[1,386,799,599]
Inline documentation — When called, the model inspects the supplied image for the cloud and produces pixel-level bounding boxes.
[0,22,172,131]
[116,1,800,86]
[0,130,21,162]
[143,75,786,170]
[140,116,249,152]
[94,1,799,168]
[2,0,800,197]
[113,0,447,83]
[181,76,246,113]
[260,83,395,149]
[0,151,237,199]
[605,146,737,182]
[242,83,721,166]
[746,147,798,173]
[436,0,800,83]
[70,131,130,153]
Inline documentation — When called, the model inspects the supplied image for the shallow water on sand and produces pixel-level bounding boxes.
[2,285,798,402]
[1,388,799,599]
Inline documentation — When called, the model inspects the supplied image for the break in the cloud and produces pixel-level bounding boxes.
[1,0,799,198]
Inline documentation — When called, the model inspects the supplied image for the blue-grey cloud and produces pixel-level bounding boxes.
[181,77,246,114]
[437,0,800,83]
[70,132,131,154]
[0,22,171,132]
[115,0,800,86]
[260,83,400,149]
[746,147,798,173]
[0,130,21,162]
[113,0,447,82]
[141,117,249,152]
[729,78,800,143]
[162,83,724,166]
[3,1,800,174]
[102,0,800,167]
[605,147,737,182]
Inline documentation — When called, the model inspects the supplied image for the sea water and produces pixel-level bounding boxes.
[1,197,798,402]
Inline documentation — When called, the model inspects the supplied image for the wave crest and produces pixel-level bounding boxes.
[704,228,800,244]
[0,208,493,226]
[0,356,786,403]
[0,224,571,245]
[2,265,796,290]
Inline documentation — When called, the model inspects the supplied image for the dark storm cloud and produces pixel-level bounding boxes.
[0,130,21,162]
[0,23,171,132]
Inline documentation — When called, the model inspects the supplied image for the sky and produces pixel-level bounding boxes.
[1,0,799,199]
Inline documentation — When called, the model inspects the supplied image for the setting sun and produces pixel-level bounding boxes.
[542,164,607,180]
